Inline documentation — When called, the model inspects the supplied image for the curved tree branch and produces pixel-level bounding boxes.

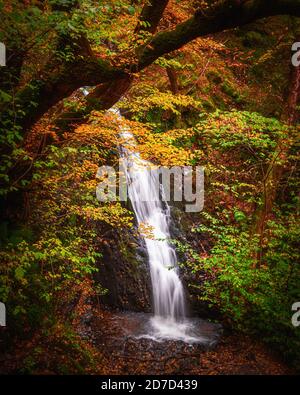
[13,57,127,131]
[135,0,169,34]
[60,0,169,124]
[3,0,300,132]
[137,0,300,69]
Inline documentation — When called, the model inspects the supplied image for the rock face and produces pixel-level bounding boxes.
[94,197,216,318]
[168,204,220,320]
[95,202,216,318]
[95,226,152,312]
[91,309,221,375]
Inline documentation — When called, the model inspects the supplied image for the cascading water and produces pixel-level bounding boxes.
[125,160,186,321]
[112,108,210,343]
[80,84,220,345]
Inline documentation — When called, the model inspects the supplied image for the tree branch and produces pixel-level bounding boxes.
[86,0,170,104]
[13,57,127,131]
[137,0,300,70]
[4,0,300,132]
[66,0,169,121]
[136,0,169,33]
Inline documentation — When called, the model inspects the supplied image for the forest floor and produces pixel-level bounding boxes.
[91,309,294,375]
[0,307,295,375]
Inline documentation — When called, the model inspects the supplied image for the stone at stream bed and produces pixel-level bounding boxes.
[90,309,293,375]
[91,310,221,375]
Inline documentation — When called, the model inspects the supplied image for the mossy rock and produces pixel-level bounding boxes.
[95,227,151,312]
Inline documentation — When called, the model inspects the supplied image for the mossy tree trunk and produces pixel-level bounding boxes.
[2,0,300,134]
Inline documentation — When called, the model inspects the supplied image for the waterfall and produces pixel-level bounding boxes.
[120,135,186,318]
[113,109,205,342]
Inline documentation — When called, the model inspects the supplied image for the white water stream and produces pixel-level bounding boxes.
[112,109,207,343]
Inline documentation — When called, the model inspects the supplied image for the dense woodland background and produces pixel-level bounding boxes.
[0,0,300,374]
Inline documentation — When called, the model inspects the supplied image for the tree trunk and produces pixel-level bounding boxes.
[166,67,179,94]
[3,0,300,134]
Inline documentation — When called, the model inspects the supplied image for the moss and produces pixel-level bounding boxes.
[118,234,144,280]
[242,31,266,48]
